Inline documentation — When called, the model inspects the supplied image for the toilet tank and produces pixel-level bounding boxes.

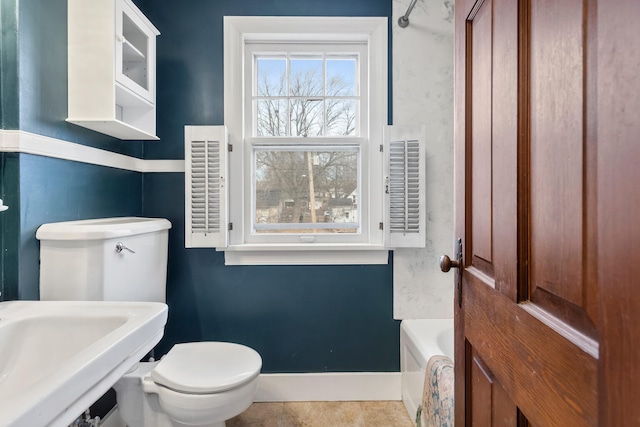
[36,217,172,303]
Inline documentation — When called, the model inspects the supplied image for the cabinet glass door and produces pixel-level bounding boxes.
[115,0,155,103]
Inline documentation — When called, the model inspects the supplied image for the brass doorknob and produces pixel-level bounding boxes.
[439,255,460,272]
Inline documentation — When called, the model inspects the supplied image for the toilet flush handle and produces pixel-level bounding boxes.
[115,242,136,254]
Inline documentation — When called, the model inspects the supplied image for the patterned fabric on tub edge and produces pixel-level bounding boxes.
[420,355,454,427]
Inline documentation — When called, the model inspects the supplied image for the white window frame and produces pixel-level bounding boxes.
[223,16,389,265]
[245,44,367,139]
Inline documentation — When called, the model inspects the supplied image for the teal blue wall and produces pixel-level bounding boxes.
[1,0,401,374]
[17,0,143,155]
[1,0,19,129]
[0,153,19,300]
[0,1,20,301]
[15,155,142,300]
[0,0,144,301]
[142,0,399,373]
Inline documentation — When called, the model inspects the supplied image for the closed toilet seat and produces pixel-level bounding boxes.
[151,342,262,394]
[137,342,263,426]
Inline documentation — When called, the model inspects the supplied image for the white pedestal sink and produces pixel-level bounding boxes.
[0,300,168,427]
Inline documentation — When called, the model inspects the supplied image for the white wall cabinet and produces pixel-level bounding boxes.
[67,0,160,140]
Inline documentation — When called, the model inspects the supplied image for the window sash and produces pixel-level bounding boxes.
[245,43,368,140]
[251,144,361,235]
[247,142,367,244]
[242,43,371,245]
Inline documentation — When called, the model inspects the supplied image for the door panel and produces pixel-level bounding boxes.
[465,273,597,425]
[469,346,518,426]
[529,0,598,338]
[490,0,518,300]
[530,0,584,305]
[470,0,493,270]
[454,0,600,425]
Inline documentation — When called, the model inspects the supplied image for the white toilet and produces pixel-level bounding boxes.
[36,217,262,427]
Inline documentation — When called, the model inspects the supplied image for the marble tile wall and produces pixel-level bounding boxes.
[392,0,455,319]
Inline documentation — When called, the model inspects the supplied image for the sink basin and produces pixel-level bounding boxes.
[0,300,168,427]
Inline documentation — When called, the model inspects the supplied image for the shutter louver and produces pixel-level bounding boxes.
[384,125,426,248]
[185,126,228,248]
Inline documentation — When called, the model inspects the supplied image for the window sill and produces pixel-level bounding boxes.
[220,244,389,266]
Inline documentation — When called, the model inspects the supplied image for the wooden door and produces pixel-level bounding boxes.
[451,0,640,425]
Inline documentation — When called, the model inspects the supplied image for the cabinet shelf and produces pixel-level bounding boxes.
[123,38,146,62]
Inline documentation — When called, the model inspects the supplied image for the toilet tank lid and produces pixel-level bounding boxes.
[36,217,172,241]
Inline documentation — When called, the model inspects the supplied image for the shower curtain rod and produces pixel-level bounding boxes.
[398,0,418,28]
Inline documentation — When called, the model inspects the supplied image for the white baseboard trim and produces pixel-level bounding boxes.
[0,130,184,173]
[255,372,402,402]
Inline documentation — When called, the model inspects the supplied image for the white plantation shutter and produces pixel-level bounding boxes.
[185,126,228,248]
[384,125,426,248]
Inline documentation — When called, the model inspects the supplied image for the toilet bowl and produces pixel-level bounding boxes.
[114,342,262,427]
[36,218,263,426]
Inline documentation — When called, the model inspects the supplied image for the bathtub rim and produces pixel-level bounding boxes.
[400,318,454,425]
[401,318,454,366]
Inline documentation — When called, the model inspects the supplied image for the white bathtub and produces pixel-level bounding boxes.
[400,319,454,424]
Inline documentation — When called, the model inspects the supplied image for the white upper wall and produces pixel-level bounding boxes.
[392,0,454,319]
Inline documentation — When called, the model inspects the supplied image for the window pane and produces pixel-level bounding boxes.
[326,100,357,136]
[256,99,288,136]
[290,99,323,137]
[256,57,286,96]
[254,148,359,234]
[290,57,323,97]
[252,51,362,139]
[326,57,357,96]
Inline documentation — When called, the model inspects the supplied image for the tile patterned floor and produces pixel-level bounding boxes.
[227,401,414,427]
